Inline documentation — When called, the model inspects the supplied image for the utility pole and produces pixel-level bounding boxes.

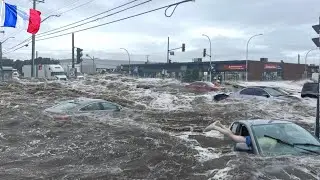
[72,33,75,68]
[146,55,149,63]
[0,36,14,81]
[31,0,44,78]
[36,51,38,78]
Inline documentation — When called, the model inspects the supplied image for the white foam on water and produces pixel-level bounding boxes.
[203,130,225,140]
[175,132,222,163]
[209,167,233,180]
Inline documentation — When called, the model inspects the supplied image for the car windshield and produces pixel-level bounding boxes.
[262,87,286,97]
[251,123,320,156]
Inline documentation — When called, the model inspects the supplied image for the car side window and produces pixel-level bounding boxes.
[239,124,250,136]
[101,102,118,110]
[254,88,268,97]
[231,123,239,134]
[80,103,103,111]
[240,88,255,95]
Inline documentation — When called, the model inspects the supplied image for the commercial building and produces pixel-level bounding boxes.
[59,59,144,74]
[120,58,309,81]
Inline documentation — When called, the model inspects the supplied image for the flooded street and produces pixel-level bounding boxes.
[0,75,319,180]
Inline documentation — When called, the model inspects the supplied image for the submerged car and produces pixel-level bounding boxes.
[44,98,122,120]
[301,82,318,98]
[214,86,297,101]
[185,81,223,93]
[231,119,320,156]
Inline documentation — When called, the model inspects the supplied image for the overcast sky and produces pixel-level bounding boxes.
[1,0,320,64]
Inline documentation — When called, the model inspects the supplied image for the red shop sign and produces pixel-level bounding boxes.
[224,64,246,70]
[264,64,277,69]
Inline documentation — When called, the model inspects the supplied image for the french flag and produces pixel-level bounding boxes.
[0,2,41,34]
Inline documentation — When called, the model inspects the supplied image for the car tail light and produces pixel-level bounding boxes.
[53,115,71,121]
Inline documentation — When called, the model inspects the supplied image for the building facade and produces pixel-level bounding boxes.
[121,59,307,82]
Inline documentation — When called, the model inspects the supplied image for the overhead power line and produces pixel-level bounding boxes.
[44,0,86,17]
[37,0,141,37]
[36,0,151,38]
[5,0,194,54]
[36,0,194,42]
[57,0,97,16]
[6,0,142,51]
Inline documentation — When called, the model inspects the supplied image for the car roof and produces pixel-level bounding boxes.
[63,98,107,106]
[235,119,293,126]
[245,86,277,89]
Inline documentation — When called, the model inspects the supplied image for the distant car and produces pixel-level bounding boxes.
[185,81,223,93]
[231,119,320,156]
[214,86,297,101]
[301,82,318,98]
[44,98,122,120]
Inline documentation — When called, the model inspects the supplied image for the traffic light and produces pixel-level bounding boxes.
[38,64,42,70]
[203,48,206,57]
[312,24,320,47]
[76,48,83,64]
[182,43,185,52]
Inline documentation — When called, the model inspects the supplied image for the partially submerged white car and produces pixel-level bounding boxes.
[231,119,320,156]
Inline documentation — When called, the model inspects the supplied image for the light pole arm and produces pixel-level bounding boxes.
[202,34,212,56]
[246,34,263,60]
[41,14,61,23]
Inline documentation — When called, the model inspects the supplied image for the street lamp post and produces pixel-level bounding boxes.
[202,34,212,82]
[120,48,131,75]
[246,33,263,81]
[305,48,318,78]
[0,37,15,81]
[86,54,96,74]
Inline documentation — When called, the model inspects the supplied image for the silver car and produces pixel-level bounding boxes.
[214,86,298,101]
[44,98,122,120]
[231,119,320,156]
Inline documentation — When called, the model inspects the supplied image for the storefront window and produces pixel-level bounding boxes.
[224,72,246,81]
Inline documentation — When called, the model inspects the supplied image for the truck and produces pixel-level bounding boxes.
[22,64,68,81]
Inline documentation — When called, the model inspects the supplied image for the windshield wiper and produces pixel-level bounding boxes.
[293,143,320,147]
[264,135,294,146]
[264,135,320,155]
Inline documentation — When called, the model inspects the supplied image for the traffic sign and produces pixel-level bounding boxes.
[313,25,320,34]
[312,37,320,47]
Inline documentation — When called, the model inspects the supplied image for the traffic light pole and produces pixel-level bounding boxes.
[72,33,75,68]
[167,37,170,63]
[316,16,320,138]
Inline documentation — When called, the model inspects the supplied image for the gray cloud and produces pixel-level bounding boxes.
[1,0,319,64]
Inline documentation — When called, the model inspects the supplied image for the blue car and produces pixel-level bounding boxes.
[231,119,320,156]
